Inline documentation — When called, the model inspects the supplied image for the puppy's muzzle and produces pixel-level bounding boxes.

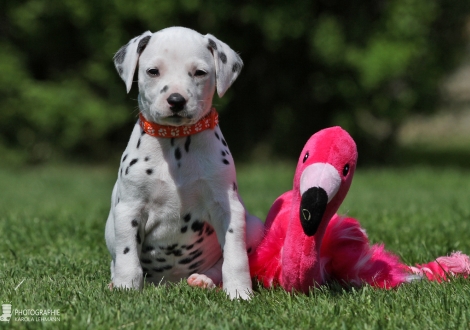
[167,93,187,112]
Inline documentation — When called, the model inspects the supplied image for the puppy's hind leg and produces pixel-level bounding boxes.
[187,213,263,290]
[187,258,223,289]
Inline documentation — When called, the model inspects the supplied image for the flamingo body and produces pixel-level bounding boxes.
[250,127,470,293]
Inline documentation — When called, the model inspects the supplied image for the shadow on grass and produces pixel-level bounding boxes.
[252,278,369,298]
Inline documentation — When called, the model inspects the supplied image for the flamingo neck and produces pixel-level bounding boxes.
[281,192,335,292]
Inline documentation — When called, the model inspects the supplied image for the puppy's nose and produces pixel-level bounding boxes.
[167,93,187,112]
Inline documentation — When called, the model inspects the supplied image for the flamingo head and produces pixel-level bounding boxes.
[293,126,357,236]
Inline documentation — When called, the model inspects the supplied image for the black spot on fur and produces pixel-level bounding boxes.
[165,249,183,257]
[219,52,227,64]
[143,246,154,253]
[196,237,204,244]
[144,156,150,161]
[205,226,215,236]
[175,147,182,160]
[125,167,129,175]
[137,36,151,55]
[114,45,127,64]
[188,72,193,77]
[222,139,227,147]
[129,158,138,166]
[156,258,166,262]
[141,258,152,264]
[221,151,226,157]
[191,221,204,234]
[122,154,128,163]
[228,228,234,233]
[184,136,191,153]
[120,168,122,177]
[178,250,203,264]
[233,182,238,191]
[232,62,241,73]
[190,249,201,256]
[185,244,194,250]
[131,219,138,227]
[222,159,230,165]
[166,244,178,251]
[171,137,175,146]
[181,226,188,233]
[118,67,123,75]
[153,265,172,272]
[136,232,141,244]
[160,85,169,94]
[123,247,130,254]
[146,169,153,175]
[215,132,220,140]
[173,250,183,257]
[137,138,141,149]
[208,38,217,50]
[189,260,204,270]
[183,214,191,222]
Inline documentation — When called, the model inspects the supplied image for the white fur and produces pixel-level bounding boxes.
[106,27,263,300]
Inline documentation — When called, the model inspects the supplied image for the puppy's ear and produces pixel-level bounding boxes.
[204,34,244,97]
[114,31,153,93]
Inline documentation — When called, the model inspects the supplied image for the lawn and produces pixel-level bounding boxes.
[0,162,469,329]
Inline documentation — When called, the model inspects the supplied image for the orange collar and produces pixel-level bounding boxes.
[139,108,219,138]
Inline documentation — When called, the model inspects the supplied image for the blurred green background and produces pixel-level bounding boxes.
[1,0,470,166]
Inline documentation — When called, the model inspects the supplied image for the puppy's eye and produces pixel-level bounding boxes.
[147,68,160,77]
[303,152,309,163]
[194,70,207,77]
[343,164,350,176]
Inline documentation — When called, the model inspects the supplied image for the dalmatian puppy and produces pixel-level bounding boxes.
[105,26,264,300]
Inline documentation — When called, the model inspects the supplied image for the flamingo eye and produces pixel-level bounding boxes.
[343,164,350,176]
[303,152,309,163]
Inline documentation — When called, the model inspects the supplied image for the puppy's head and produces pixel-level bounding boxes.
[114,27,243,126]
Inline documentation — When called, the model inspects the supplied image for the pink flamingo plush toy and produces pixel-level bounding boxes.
[250,126,470,293]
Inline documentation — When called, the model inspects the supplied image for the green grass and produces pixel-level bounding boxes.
[0,163,469,329]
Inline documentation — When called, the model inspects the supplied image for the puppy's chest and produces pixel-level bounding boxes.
[118,122,233,194]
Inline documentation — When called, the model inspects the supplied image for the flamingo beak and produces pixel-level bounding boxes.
[299,163,341,236]
[300,187,328,236]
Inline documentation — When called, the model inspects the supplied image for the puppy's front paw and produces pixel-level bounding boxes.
[187,274,216,289]
[112,272,143,290]
[224,284,253,300]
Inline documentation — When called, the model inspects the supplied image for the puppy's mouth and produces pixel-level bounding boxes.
[168,113,192,119]
[163,113,195,125]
